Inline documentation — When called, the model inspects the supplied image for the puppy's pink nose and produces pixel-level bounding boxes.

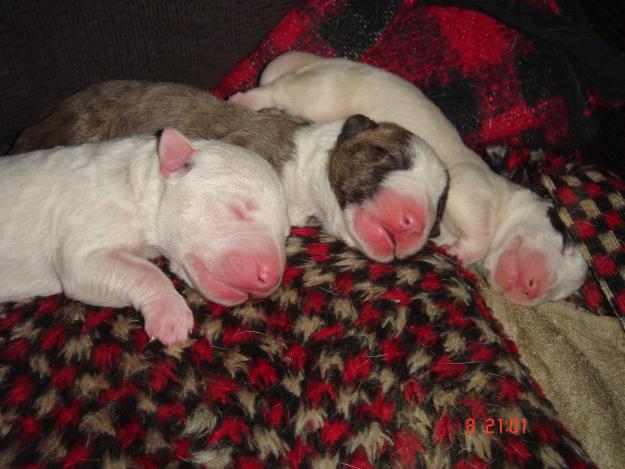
[523,277,540,300]
[390,208,424,236]
[519,251,549,300]
[379,206,426,259]
[255,261,281,292]
[221,250,282,296]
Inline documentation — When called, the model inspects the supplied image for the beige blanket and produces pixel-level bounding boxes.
[480,282,625,469]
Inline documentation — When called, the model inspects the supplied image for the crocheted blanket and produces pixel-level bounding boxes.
[0,232,595,467]
[3,0,624,467]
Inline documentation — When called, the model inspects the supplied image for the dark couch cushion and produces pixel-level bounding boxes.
[0,0,297,145]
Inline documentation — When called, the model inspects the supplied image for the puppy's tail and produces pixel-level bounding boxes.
[260,51,325,86]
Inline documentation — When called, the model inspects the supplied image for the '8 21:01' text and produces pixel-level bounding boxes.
[465,418,527,435]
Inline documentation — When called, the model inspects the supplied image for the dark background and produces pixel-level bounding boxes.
[1,0,623,176]
[0,0,297,144]
[579,0,625,177]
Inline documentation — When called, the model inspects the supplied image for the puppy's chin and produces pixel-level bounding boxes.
[353,234,395,263]
[346,220,431,264]
[182,254,249,307]
[351,232,428,264]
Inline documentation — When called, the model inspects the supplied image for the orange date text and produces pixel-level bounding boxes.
[465,417,527,435]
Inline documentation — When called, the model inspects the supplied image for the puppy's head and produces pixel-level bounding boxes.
[153,128,289,306]
[482,191,587,305]
[327,115,448,262]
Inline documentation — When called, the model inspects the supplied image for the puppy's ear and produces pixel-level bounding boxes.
[337,115,378,145]
[158,128,196,180]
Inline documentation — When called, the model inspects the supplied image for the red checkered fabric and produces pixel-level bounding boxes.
[540,167,625,325]
[216,0,597,151]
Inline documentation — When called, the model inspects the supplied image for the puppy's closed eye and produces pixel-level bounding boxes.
[228,203,252,221]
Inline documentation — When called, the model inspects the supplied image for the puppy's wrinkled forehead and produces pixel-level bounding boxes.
[329,115,415,208]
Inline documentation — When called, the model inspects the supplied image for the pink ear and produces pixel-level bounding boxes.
[158,128,196,179]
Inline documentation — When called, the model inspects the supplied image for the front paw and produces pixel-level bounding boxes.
[142,294,194,346]
[445,243,484,266]
[437,244,461,262]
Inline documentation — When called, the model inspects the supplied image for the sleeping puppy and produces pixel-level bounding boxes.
[11,80,448,263]
[1,129,290,345]
[230,52,588,305]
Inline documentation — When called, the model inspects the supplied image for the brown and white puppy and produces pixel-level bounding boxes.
[231,52,588,305]
[11,80,449,263]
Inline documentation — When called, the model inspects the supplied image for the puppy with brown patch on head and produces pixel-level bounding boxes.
[230,52,588,305]
[11,80,449,263]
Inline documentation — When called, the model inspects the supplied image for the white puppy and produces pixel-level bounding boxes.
[0,128,289,345]
[231,52,588,304]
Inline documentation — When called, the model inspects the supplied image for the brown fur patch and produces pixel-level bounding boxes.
[11,80,302,173]
[430,177,449,237]
[328,117,415,208]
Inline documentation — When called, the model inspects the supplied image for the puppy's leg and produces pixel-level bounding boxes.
[440,167,496,265]
[61,250,194,346]
[444,209,494,266]
[231,75,349,124]
[230,86,279,112]
[259,51,324,85]
[231,51,325,108]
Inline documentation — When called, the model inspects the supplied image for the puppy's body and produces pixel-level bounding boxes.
[1,131,289,345]
[13,80,449,263]
[12,81,301,172]
[231,52,588,304]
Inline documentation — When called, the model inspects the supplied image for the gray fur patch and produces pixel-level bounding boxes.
[11,81,303,174]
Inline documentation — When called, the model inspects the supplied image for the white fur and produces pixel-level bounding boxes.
[231,52,588,303]
[282,121,448,262]
[0,136,289,344]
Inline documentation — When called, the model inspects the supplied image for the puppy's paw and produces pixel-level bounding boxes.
[445,238,490,266]
[229,89,272,111]
[437,244,461,262]
[142,294,194,346]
